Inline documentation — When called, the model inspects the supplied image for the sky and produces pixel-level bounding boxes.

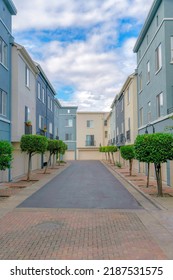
[12,0,152,111]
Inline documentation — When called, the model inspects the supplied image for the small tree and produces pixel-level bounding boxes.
[134,133,173,196]
[57,140,67,164]
[109,145,117,165]
[120,144,135,176]
[44,139,59,173]
[99,146,107,160]
[20,135,48,180]
[0,141,13,171]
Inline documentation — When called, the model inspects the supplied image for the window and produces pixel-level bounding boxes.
[87,120,93,128]
[37,82,41,99]
[49,122,53,134]
[139,107,143,126]
[86,135,95,146]
[128,118,130,130]
[42,88,45,103]
[147,61,150,83]
[25,66,30,88]
[127,87,130,104]
[105,131,108,138]
[155,44,162,72]
[65,133,72,141]
[104,120,107,126]
[0,90,7,116]
[25,106,30,122]
[48,96,53,111]
[121,122,124,133]
[67,109,70,114]
[0,37,7,67]
[171,37,173,62]
[156,92,163,118]
[66,119,73,127]
[147,101,151,122]
[139,72,142,92]
[39,115,44,129]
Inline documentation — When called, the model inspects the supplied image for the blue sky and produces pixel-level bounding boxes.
[12,0,152,111]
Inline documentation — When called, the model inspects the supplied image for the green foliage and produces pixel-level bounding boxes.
[99,146,117,153]
[0,141,13,170]
[47,139,59,154]
[120,145,135,160]
[134,133,173,164]
[20,135,48,154]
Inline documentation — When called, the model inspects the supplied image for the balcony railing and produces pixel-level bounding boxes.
[25,123,32,135]
[85,140,96,146]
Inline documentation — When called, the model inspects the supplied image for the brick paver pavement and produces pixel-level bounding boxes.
[0,208,167,260]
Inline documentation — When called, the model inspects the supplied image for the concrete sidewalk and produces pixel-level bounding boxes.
[0,160,173,260]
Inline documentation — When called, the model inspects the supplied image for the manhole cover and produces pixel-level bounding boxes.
[36,221,63,230]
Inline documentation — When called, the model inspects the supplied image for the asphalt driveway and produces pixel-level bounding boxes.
[18,161,142,209]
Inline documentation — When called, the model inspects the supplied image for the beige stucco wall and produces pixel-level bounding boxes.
[76,112,109,160]
[11,142,42,180]
[63,150,76,161]
[124,74,138,145]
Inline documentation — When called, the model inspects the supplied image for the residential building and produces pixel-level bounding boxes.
[54,100,77,160]
[123,73,138,145]
[11,43,39,179]
[133,0,173,186]
[76,112,108,160]
[35,63,55,140]
[115,92,125,148]
[0,0,17,181]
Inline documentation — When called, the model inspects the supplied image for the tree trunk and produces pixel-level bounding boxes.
[105,152,107,161]
[146,163,150,188]
[27,153,32,181]
[52,153,55,168]
[154,163,163,197]
[44,152,51,174]
[129,159,133,176]
[111,152,115,165]
[108,152,111,163]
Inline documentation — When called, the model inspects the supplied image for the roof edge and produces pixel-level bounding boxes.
[4,0,17,15]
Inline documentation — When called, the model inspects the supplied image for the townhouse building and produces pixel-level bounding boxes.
[76,112,108,160]
[35,63,55,139]
[133,0,173,186]
[11,43,39,179]
[0,0,17,141]
[54,99,77,160]
[0,0,17,181]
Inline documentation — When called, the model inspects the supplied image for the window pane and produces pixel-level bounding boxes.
[38,83,41,99]
[171,37,173,61]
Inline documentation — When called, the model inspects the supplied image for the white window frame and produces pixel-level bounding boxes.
[171,36,173,62]
[0,90,7,116]
[127,87,130,104]
[147,101,151,122]
[65,133,72,141]
[37,82,41,99]
[87,120,94,128]
[156,92,163,118]
[25,66,30,88]
[49,122,53,134]
[155,43,162,73]
[42,88,45,103]
[66,119,73,127]
[139,72,142,92]
[0,37,7,68]
[39,115,44,129]
[139,107,143,127]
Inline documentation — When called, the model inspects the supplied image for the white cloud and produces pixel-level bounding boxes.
[12,0,152,111]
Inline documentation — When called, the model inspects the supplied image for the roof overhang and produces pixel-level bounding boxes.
[4,0,17,15]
